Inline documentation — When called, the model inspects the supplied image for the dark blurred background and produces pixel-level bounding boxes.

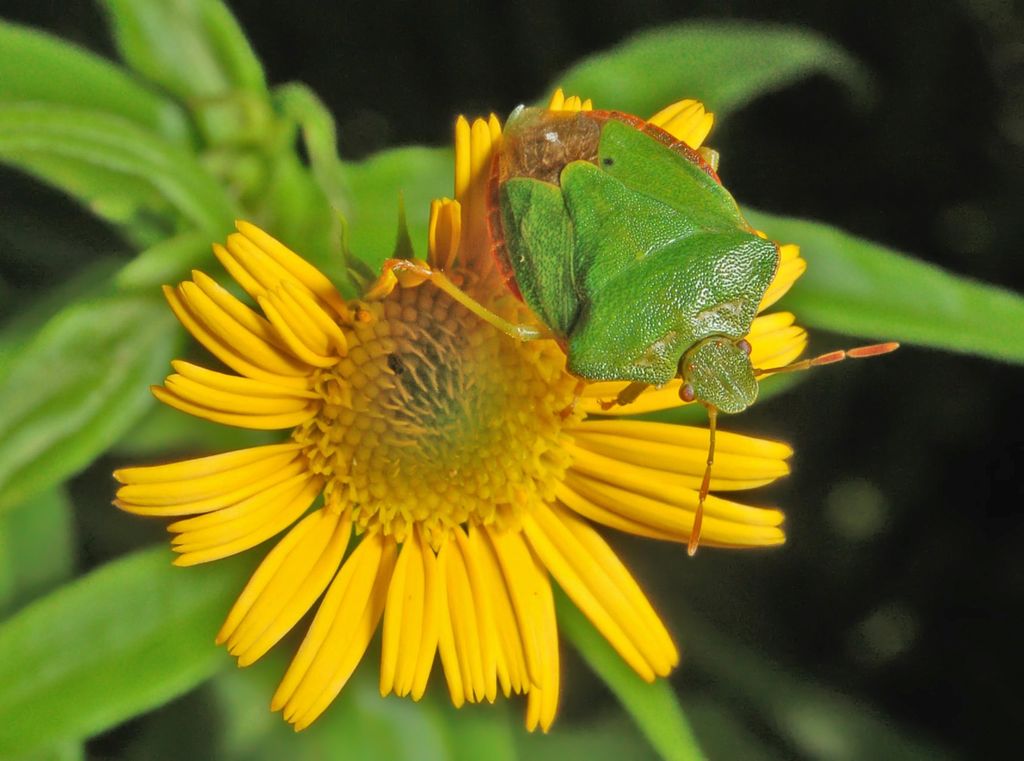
[1,1,1022,758]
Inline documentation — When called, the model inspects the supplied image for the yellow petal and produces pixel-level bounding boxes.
[438,529,488,703]
[163,374,313,416]
[559,473,785,548]
[258,290,338,368]
[647,99,714,149]
[152,385,318,430]
[179,280,312,376]
[170,361,319,399]
[171,475,322,564]
[524,503,677,680]
[428,198,462,271]
[114,442,302,485]
[116,458,307,517]
[469,524,527,696]
[569,418,792,473]
[274,533,397,730]
[221,508,352,666]
[759,243,806,311]
[381,527,440,700]
[235,221,349,316]
[162,284,310,388]
[190,269,287,351]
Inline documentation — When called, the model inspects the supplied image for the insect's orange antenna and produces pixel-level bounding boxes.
[753,342,900,377]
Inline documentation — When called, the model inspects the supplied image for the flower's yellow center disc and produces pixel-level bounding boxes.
[293,284,578,543]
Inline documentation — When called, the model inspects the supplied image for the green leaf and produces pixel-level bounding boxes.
[556,590,706,761]
[213,658,518,761]
[340,146,452,266]
[275,83,352,213]
[553,22,869,118]
[249,151,348,290]
[99,0,272,147]
[1,740,84,761]
[0,487,76,617]
[676,608,952,761]
[0,20,190,142]
[747,210,1024,364]
[0,547,247,755]
[116,229,216,291]
[680,696,786,761]
[0,295,181,513]
[0,257,121,373]
[516,714,660,761]
[0,103,236,239]
[99,0,267,100]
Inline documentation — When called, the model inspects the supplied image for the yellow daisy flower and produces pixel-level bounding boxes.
[114,89,808,732]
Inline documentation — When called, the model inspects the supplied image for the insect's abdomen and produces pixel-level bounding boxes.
[486,108,720,302]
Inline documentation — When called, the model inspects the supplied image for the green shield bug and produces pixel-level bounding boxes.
[375,100,898,554]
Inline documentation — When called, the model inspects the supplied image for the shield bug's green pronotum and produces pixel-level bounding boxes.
[377,100,897,553]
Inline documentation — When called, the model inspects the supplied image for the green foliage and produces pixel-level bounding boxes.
[674,607,954,761]
[556,591,706,761]
[0,20,190,142]
[341,145,453,262]
[0,103,236,241]
[749,210,1024,363]
[212,660,519,761]
[99,0,268,101]
[0,297,180,513]
[0,487,76,617]
[553,23,870,118]
[115,230,218,291]
[0,547,249,756]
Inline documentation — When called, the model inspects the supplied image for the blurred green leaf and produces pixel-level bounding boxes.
[275,83,352,213]
[0,547,247,755]
[678,608,951,761]
[115,229,215,290]
[100,0,271,148]
[213,657,518,761]
[99,0,267,100]
[0,20,190,143]
[340,146,451,266]
[0,257,121,372]
[681,696,786,761]
[516,713,660,761]
[553,22,869,118]
[0,487,76,617]
[0,295,180,513]
[556,590,706,761]
[250,151,348,289]
[0,104,236,240]
[442,701,518,761]
[1,740,84,761]
[748,210,1024,364]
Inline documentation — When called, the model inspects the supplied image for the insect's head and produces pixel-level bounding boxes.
[678,336,757,414]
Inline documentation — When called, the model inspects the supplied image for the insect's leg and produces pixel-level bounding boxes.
[688,404,717,557]
[367,259,553,341]
[598,381,649,411]
[558,378,587,420]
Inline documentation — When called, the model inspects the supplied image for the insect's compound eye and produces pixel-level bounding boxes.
[679,383,696,402]
[736,339,752,356]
